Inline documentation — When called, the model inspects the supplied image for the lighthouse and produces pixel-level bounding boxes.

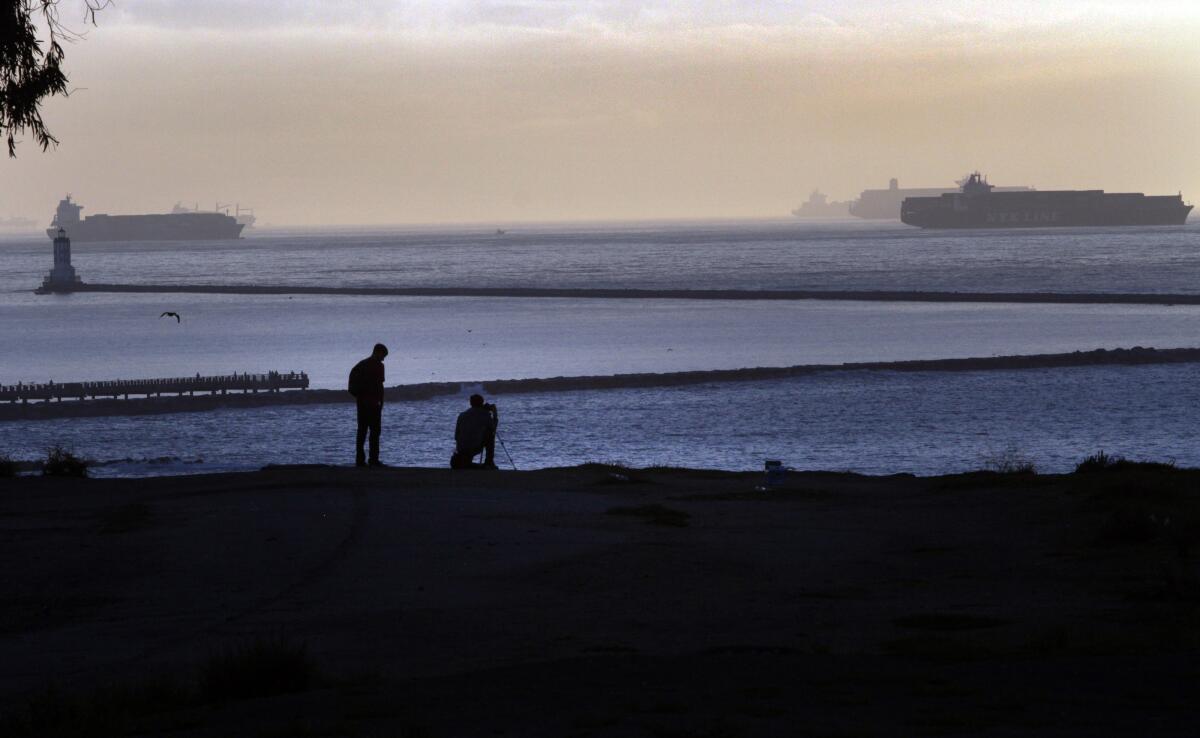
[38,228,82,293]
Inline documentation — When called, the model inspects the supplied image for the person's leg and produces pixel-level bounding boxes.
[368,404,382,464]
[355,404,369,466]
[454,443,485,468]
[482,428,496,466]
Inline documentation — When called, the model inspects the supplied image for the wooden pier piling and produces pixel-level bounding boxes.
[0,371,309,404]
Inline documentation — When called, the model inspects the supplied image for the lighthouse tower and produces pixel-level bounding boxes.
[39,228,82,293]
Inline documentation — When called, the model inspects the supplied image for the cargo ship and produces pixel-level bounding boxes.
[901,173,1193,229]
[849,177,1033,219]
[46,195,244,241]
[791,190,851,218]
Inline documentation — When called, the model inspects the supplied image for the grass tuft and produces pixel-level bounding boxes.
[1075,451,1176,475]
[42,445,88,478]
[979,445,1037,475]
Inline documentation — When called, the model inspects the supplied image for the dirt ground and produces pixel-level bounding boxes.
[2,463,1199,736]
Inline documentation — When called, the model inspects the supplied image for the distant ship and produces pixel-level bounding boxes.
[46,195,244,241]
[849,177,1033,220]
[791,190,851,218]
[901,173,1193,229]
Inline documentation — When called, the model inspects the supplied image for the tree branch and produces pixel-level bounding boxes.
[2,1,109,157]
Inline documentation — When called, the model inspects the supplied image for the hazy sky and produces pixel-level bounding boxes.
[4,0,1198,225]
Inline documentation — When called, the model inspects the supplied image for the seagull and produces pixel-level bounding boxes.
[160,311,181,323]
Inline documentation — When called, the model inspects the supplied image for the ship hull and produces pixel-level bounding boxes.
[47,213,244,241]
[901,190,1193,229]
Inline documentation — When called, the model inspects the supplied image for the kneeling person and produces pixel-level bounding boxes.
[452,394,498,469]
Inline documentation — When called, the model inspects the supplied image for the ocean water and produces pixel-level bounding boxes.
[4,293,1200,387]
[3,219,1200,475]
[3,219,1200,293]
[2,364,1198,477]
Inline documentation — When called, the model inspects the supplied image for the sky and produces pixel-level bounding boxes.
[3,0,1199,225]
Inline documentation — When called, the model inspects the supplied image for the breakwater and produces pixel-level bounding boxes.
[43,283,1200,305]
[1,372,308,404]
[2,346,1194,421]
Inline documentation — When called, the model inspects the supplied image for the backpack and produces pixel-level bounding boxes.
[347,359,365,397]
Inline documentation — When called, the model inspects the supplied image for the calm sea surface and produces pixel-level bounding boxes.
[2,219,1199,475]
[4,219,1200,292]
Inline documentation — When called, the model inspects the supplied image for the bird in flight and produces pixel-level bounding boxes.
[160,311,181,323]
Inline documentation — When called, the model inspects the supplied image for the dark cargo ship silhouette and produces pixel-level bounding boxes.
[901,173,1193,229]
[46,195,244,241]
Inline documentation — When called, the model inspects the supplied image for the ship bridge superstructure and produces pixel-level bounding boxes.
[960,172,994,196]
[51,195,83,229]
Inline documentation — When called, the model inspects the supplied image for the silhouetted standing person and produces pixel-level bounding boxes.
[452,394,498,469]
[349,343,388,467]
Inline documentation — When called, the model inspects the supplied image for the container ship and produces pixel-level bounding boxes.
[849,177,1033,219]
[791,190,851,218]
[901,173,1193,229]
[46,195,244,241]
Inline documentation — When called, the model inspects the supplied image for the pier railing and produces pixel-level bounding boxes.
[0,371,309,403]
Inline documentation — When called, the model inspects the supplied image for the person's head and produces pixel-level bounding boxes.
[470,393,485,408]
[372,343,389,361]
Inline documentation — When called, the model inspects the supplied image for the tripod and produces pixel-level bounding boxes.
[496,430,517,470]
[475,430,517,470]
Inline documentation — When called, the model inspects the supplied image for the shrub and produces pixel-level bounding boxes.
[0,454,16,478]
[43,445,88,478]
[980,445,1037,475]
[200,637,316,702]
[1076,450,1118,473]
[1075,451,1175,474]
